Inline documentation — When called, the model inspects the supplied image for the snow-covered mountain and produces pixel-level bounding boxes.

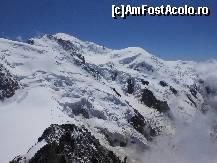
[0,33,216,163]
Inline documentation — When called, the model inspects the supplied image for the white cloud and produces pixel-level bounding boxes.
[16,36,23,42]
[141,60,217,163]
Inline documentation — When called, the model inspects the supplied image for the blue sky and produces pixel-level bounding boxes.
[0,0,216,61]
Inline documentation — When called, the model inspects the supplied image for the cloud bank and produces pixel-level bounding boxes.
[141,60,217,163]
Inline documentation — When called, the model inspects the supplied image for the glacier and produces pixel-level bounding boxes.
[0,33,216,163]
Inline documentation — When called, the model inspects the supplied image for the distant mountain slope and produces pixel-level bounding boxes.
[0,33,216,163]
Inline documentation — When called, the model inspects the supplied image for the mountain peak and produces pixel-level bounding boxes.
[53,33,82,43]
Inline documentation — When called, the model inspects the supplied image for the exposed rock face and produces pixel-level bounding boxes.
[141,89,170,113]
[170,86,178,95]
[11,124,123,163]
[0,64,19,100]
[159,81,168,87]
[26,39,34,45]
[189,84,198,99]
[129,109,156,141]
[112,88,121,97]
[129,61,154,73]
[127,78,135,94]
[141,79,149,85]
[187,94,197,108]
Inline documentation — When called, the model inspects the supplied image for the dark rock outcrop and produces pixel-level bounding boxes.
[170,86,178,95]
[129,109,156,141]
[127,78,135,94]
[11,124,123,163]
[111,71,118,81]
[189,85,198,99]
[26,39,34,45]
[187,94,197,108]
[159,81,168,87]
[141,89,170,113]
[130,62,154,72]
[112,88,121,97]
[141,79,149,85]
[0,64,19,101]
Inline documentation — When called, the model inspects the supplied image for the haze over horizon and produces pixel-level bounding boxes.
[0,0,216,61]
